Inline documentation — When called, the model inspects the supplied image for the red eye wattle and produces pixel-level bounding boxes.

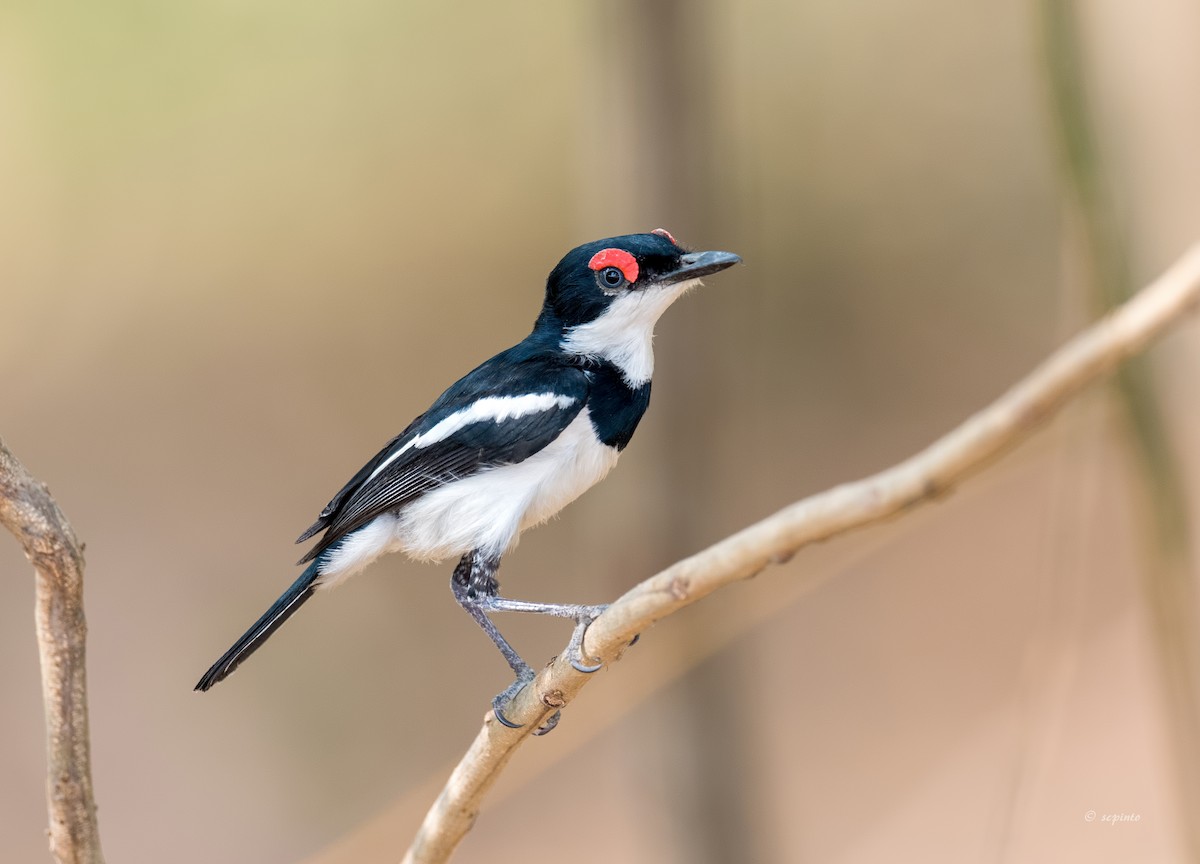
[587,248,639,283]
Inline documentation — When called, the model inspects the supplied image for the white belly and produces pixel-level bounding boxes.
[316,408,619,587]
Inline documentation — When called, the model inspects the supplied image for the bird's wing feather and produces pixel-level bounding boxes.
[298,354,590,562]
[294,414,426,543]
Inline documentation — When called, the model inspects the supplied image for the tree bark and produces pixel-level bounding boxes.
[0,440,105,864]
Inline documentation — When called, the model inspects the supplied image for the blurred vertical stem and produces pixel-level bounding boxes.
[1040,1,1200,855]
[596,0,762,860]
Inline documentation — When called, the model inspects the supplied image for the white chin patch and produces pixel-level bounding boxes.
[560,278,699,386]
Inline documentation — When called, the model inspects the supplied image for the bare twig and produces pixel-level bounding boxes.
[0,440,105,864]
[403,243,1200,864]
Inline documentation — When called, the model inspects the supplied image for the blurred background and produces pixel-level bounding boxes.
[3,1,1200,861]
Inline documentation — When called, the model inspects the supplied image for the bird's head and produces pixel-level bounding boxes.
[537,230,740,383]
[541,229,740,328]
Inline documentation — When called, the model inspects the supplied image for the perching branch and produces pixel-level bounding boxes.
[403,243,1200,864]
[0,440,105,864]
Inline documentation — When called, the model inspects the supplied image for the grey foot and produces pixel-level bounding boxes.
[491,670,534,729]
[491,673,560,735]
[532,710,561,736]
[567,608,606,673]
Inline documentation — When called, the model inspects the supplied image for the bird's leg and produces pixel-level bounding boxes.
[481,596,608,673]
[451,552,561,734]
[451,552,530,679]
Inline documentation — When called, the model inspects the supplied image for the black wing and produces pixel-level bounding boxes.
[297,352,591,563]
[294,415,426,544]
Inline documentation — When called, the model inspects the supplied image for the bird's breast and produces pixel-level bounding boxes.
[518,408,621,531]
[393,408,619,562]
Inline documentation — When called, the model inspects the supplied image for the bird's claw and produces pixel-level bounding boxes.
[492,700,524,729]
[491,679,562,735]
[491,671,534,729]
[532,710,561,736]
[567,609,606,673]
[488,604,612,733]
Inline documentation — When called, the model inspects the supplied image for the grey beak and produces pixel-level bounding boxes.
[654,250,742,286]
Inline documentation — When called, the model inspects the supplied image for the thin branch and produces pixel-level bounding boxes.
[0,439,106,864]
[403,243,1200,864]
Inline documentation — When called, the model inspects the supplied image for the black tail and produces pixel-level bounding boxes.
[195,561,322,691]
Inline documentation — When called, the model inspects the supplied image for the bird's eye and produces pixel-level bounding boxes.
[588,247,639,284]
[601,267,624,287]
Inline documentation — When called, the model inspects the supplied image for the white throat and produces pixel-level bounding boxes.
[559,279,698,386]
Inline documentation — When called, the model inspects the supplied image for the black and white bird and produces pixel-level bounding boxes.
[195,229,740,731]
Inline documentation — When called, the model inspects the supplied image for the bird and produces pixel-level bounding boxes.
[195,229,741,732]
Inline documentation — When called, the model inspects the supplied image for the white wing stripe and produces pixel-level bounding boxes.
[364,393,577,484]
